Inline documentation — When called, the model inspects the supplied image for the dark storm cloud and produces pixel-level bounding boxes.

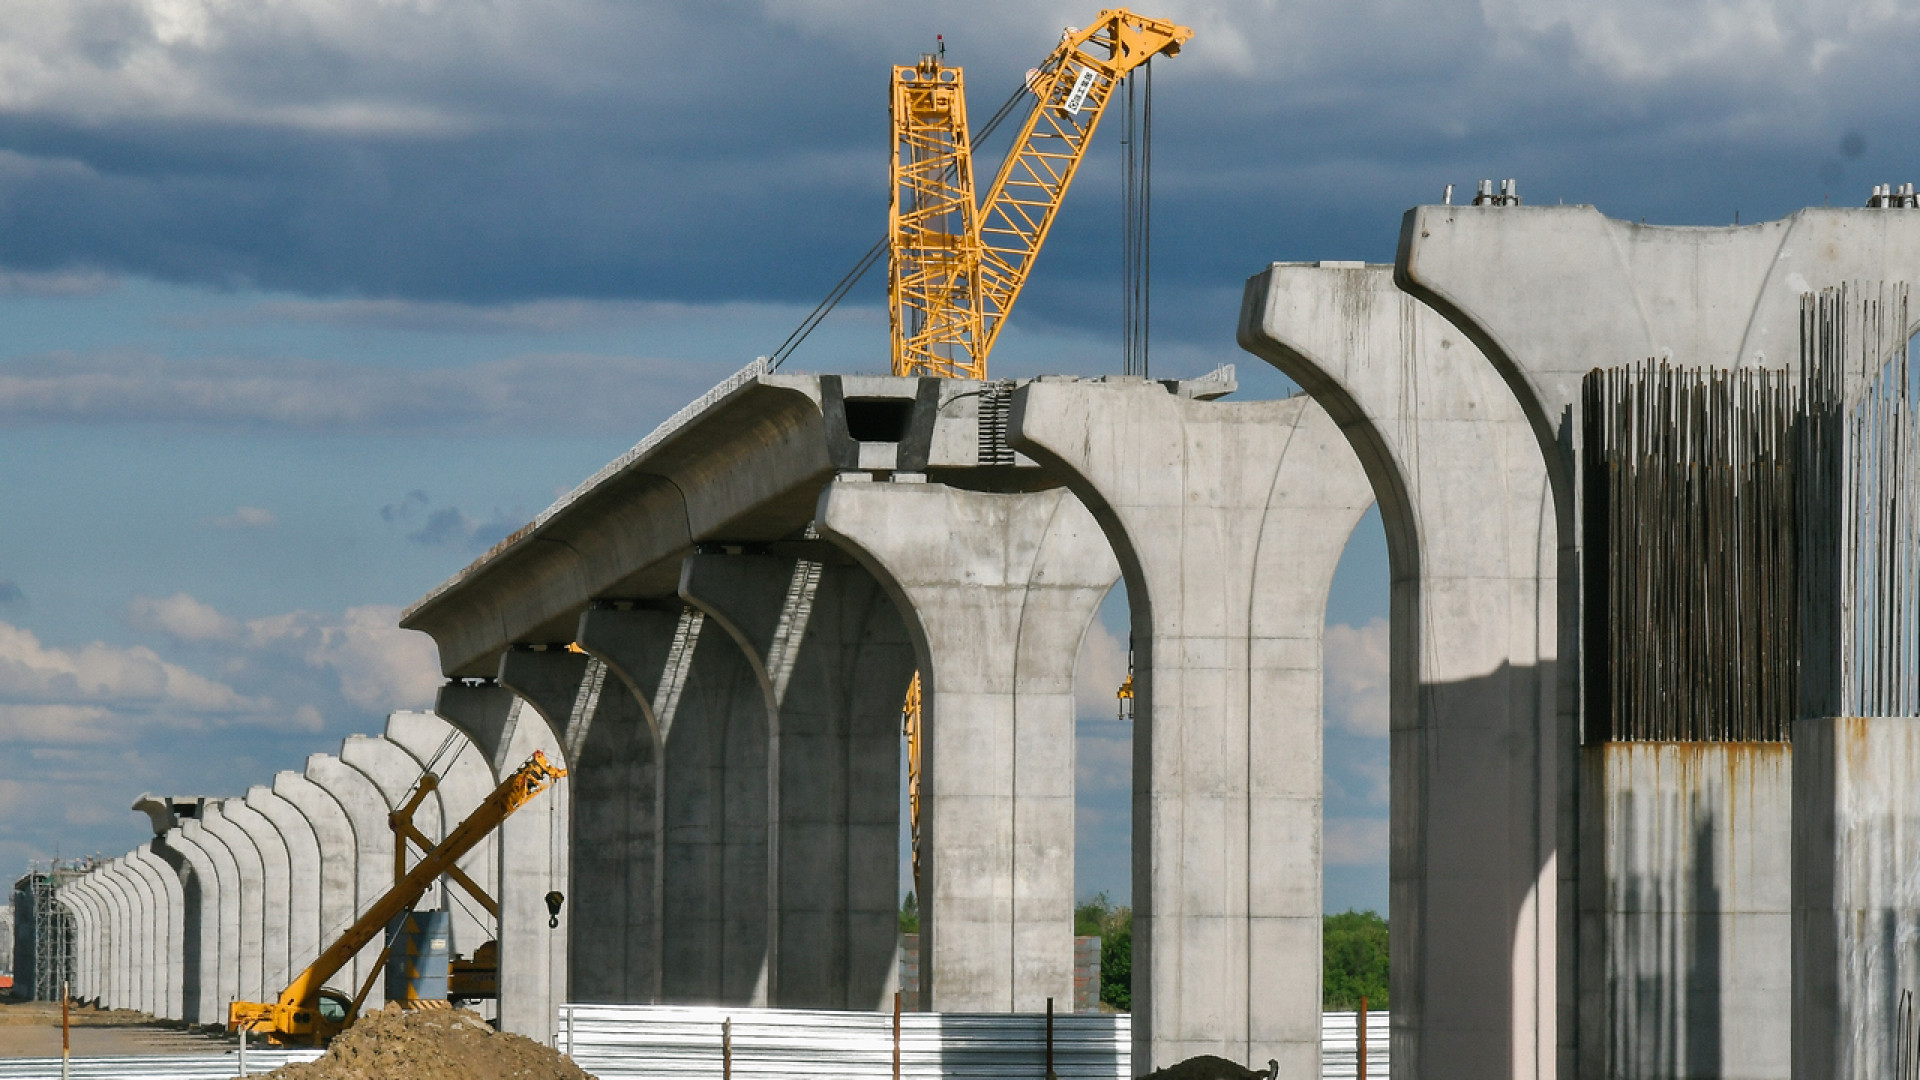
[4,0,1920,341]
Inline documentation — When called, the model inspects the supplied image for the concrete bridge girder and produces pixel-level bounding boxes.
[1240,263,1561,1080]
[1008,379,1374,1075]
[815,479,1119,1014]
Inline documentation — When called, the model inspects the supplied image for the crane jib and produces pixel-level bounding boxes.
[1063,67,1099,115]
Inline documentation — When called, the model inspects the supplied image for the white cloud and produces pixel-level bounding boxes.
[211,506,276,528]
[1074,616,1130,719]
[126,592,239,643]
[244,604,440,712]
[0,350,719,433]
[1324,617,1388,738]
[1325,816,1388,866]
[0,619,256,712]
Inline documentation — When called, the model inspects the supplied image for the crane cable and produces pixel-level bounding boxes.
[1121,59,1153,378]
[768,73,1038,371]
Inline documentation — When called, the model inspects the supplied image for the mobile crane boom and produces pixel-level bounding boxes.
[229,751,567,1044]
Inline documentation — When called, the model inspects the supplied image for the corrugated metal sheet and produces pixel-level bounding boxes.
[0,1049,322,1079]
[558,1004,1393,1080]
[1320,1011,1390,1080]
[558,1004,1129,1080]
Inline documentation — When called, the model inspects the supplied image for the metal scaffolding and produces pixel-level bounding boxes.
[11,859,89,1001]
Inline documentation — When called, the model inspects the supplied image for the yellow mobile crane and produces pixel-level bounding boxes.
[228,751,567,1045]
[887,9,1191,873]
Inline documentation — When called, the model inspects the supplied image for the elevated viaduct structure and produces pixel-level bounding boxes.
[41,199,1920,1080]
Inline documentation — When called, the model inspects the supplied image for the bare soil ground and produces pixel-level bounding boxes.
[262,1004,594,1080]
[0,995,235,1057]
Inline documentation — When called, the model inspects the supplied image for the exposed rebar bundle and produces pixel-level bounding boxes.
[1581,363,1800,742]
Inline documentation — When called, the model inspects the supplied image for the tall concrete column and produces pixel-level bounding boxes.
[439,683,571,1038]
[305,753,395,1007]
[342,734,446,910]
[73,874,113,1008]
[500,645,661,1003]
[492,698,570,1041]
[816,480,1120,1012]
[1793,716,1920,1080]
[578,603,770,1005]
[60,879,99,1004]
[154,829,220,1024]
[108,861,145,1011]
[56,881,90,1003]
[245,788,322,980]
[1241,264,1563,1080]
[1010,379,1372,1073]
[384,711,496,971]
[272,773,356,987]
[122,853,166,1015]
[180,817,241,1014]
[132,847,185,1020]
[199,803,266,1003]
[222,800,293,995]
[680,552,914,1011]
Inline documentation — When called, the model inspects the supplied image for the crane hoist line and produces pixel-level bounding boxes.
[888,9,1192,379]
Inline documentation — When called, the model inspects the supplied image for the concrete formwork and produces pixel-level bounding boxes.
[304,752,395,1008]
[1793,716,1920,1080]
[153,828,220,1023]
[575,602,771,1005]
[272,772,357,992]
[245,787,323,982]
[499,645,661,1004]
[199,803,266,1003]
[680,553,913,1011]
[1240,264,1562,1080]
[180,817,241,1013]
[816,481,1119,1013]
[1008,379,1373,1074]
[221,799,293,995]
[383,711,497,971]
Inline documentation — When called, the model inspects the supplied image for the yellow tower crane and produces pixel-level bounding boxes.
[886,9,1192,880]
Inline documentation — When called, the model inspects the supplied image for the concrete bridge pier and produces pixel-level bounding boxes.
[152,829,219,1023]
[816,480,1120,1013]
[680,552,914,1011]
[499,645,662,1004]
[198,803,265,1003]
[222,798,294,996]
[578,603,772,1005]
[1010,378,1373,1075]
[384,711,498,985]
[438,683,570,1041]
[270,772,358,1000]
[305,752,397,1007]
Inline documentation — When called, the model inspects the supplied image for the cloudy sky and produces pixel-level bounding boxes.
[2,0,1915,918]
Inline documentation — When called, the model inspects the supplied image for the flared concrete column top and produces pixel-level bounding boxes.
[1398,204,1920,451]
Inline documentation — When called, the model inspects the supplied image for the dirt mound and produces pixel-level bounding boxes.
[264,1004,596,1080]
[1138,1054,1278,1080]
